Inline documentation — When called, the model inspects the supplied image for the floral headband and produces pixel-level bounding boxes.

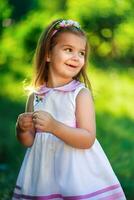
[56,20,80,29]
[52,19,81,36]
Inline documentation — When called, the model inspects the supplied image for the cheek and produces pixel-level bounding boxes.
[80,57,85,67]
[60,51,69,59]
[55,50,66,61]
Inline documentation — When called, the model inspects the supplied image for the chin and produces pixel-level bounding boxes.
[63,73,77,79]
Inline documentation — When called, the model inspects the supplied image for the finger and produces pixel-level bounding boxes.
[24,121,34,126]
[32,115,38,122]
[33,119,44,129]
[33,111,47,117]
[21,122,33,128]
[33,111,40,116]
[24,116,33,121]
[33,115,44,122]
[19,112,33,117]
[33,118,42,125]
[19,116,33,123]
[32,113,39,120]
[35,124,44,131]
[21,120,34,127]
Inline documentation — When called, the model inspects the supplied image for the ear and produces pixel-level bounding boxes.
[46,52,51,62]
[46,56,50,62]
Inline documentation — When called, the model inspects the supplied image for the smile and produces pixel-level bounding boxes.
[66,64,78,68]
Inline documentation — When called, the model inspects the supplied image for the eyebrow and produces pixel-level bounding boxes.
[61,44,85,51]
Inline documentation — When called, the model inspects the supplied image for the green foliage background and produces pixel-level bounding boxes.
[0,0,134,199]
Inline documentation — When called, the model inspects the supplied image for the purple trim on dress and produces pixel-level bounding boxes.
[13,192,21,199]
[13,192,62,199]
[35,80,83,95]
[99,191,124,200]
[13,184,124,200]
[63,184,122,200]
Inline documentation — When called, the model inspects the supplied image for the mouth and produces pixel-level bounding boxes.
[66,64,78,68]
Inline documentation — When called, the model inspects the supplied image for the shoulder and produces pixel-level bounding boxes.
[76,88,93,104]
[75,87,96,137]
[76,87,95,115]
[25,93,34,112]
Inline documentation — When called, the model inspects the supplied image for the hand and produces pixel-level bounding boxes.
[32,111,55,133]
[17,112,35,133]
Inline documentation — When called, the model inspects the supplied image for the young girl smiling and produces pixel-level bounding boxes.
[13,19,126,200]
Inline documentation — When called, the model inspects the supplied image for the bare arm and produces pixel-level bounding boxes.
[33,89,96,149]
[25,92,34,112]
[16,93,35,147]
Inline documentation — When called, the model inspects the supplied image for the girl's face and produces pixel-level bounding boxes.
[47,32,86,83]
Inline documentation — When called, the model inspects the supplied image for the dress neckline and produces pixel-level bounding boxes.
[35,80,84,95]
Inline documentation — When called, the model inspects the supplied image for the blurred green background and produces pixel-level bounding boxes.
[0,0,134,199]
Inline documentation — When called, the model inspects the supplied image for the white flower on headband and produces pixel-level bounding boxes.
[56,20,80,29]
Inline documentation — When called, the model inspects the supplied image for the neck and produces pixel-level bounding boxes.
[47,73,73,88]
[47,78,73,88]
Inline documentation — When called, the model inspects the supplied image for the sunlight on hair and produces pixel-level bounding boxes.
[23,79,36,95]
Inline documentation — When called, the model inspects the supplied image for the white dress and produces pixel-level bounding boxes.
[12,80,126,200]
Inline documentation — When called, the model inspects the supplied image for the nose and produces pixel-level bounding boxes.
[71,53,79,61]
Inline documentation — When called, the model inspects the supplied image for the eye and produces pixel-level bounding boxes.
[64,48,72,52]
[79,51,85,56]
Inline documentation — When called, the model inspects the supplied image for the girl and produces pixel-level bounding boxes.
[13,19,126,199]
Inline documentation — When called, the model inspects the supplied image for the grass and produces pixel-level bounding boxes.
[0,62,134,199]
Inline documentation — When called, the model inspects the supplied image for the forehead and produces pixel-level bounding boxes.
[56,32,86,49]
